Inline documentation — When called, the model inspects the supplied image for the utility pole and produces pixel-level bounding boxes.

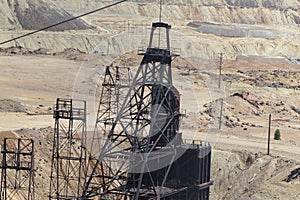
[159,0,163,22]
[267,114,272,155]
[218,52,224,89]
[107,39,110,55]
[219,98,224,130]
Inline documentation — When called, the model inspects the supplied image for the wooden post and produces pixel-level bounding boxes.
[267,114,271,155]
[218,53,224,89]
[107,39,110,55]
[159,0,163,22]
[219,98,224,130]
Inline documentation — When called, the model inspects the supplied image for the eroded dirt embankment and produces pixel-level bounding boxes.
[54,0,300,25]
[211,149,300,199]
[1,0,300,59]
[0,0,91,31]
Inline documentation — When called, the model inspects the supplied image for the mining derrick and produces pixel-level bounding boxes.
[82,22,212,200]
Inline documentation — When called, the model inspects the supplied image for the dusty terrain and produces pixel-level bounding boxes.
[0,0,300,199]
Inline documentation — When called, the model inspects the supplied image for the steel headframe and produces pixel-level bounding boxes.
[49,98,87,199]
[82,22,182,199]
[0,138,35,200]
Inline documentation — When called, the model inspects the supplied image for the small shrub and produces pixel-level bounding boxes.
[274,129,281,140]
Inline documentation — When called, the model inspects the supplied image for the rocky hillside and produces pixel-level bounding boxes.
[1,0,300,59]
[0,0,92,31]
[52,0,300,25]
[211,150,300,199]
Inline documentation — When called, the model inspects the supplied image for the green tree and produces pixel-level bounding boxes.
[274,129,281,140]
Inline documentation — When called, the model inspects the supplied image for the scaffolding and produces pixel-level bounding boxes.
[0,138,35,200]
[49,98,87,199]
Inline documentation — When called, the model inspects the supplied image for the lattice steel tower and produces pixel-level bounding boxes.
[86,65,132,192]
[89,66,131,159]
[49,98,87,199]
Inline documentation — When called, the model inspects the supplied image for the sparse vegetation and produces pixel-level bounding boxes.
[274,129,281,140]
